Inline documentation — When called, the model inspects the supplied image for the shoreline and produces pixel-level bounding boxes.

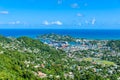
[0,29,119,40]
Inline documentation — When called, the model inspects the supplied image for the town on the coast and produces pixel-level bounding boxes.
[0,34,120,80]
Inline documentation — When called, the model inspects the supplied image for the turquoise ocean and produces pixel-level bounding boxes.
[0,29,120,40]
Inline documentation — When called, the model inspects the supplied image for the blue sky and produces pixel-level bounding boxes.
[0,0,120,29]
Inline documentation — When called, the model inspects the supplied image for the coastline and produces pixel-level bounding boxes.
[0,29,120,40]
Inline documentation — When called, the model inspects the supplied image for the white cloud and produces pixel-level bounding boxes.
[8,21,21,25]
[77,13,83,17]
[71,3,79,8]
[43,20,63,26]
[0,11,9,14]
[91,18,96,25]
[43,21,49,25]
[51,21,63,25]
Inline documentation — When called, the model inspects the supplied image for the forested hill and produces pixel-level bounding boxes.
[37,33,76,42]
[0,36,66,79]
[0,36,119,80]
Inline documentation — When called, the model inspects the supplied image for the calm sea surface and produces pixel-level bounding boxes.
[0,29,120,40]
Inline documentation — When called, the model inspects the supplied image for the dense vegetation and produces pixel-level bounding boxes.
[0,36,66,79]
[0,35,120,80]
[107,40,120,50]
[37,33,76,42]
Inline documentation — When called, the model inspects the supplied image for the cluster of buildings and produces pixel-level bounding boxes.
[42,39,110,53]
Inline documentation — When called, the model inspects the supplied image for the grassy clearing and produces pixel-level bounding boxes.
[83,57,115,65]
[96,60,115,65]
